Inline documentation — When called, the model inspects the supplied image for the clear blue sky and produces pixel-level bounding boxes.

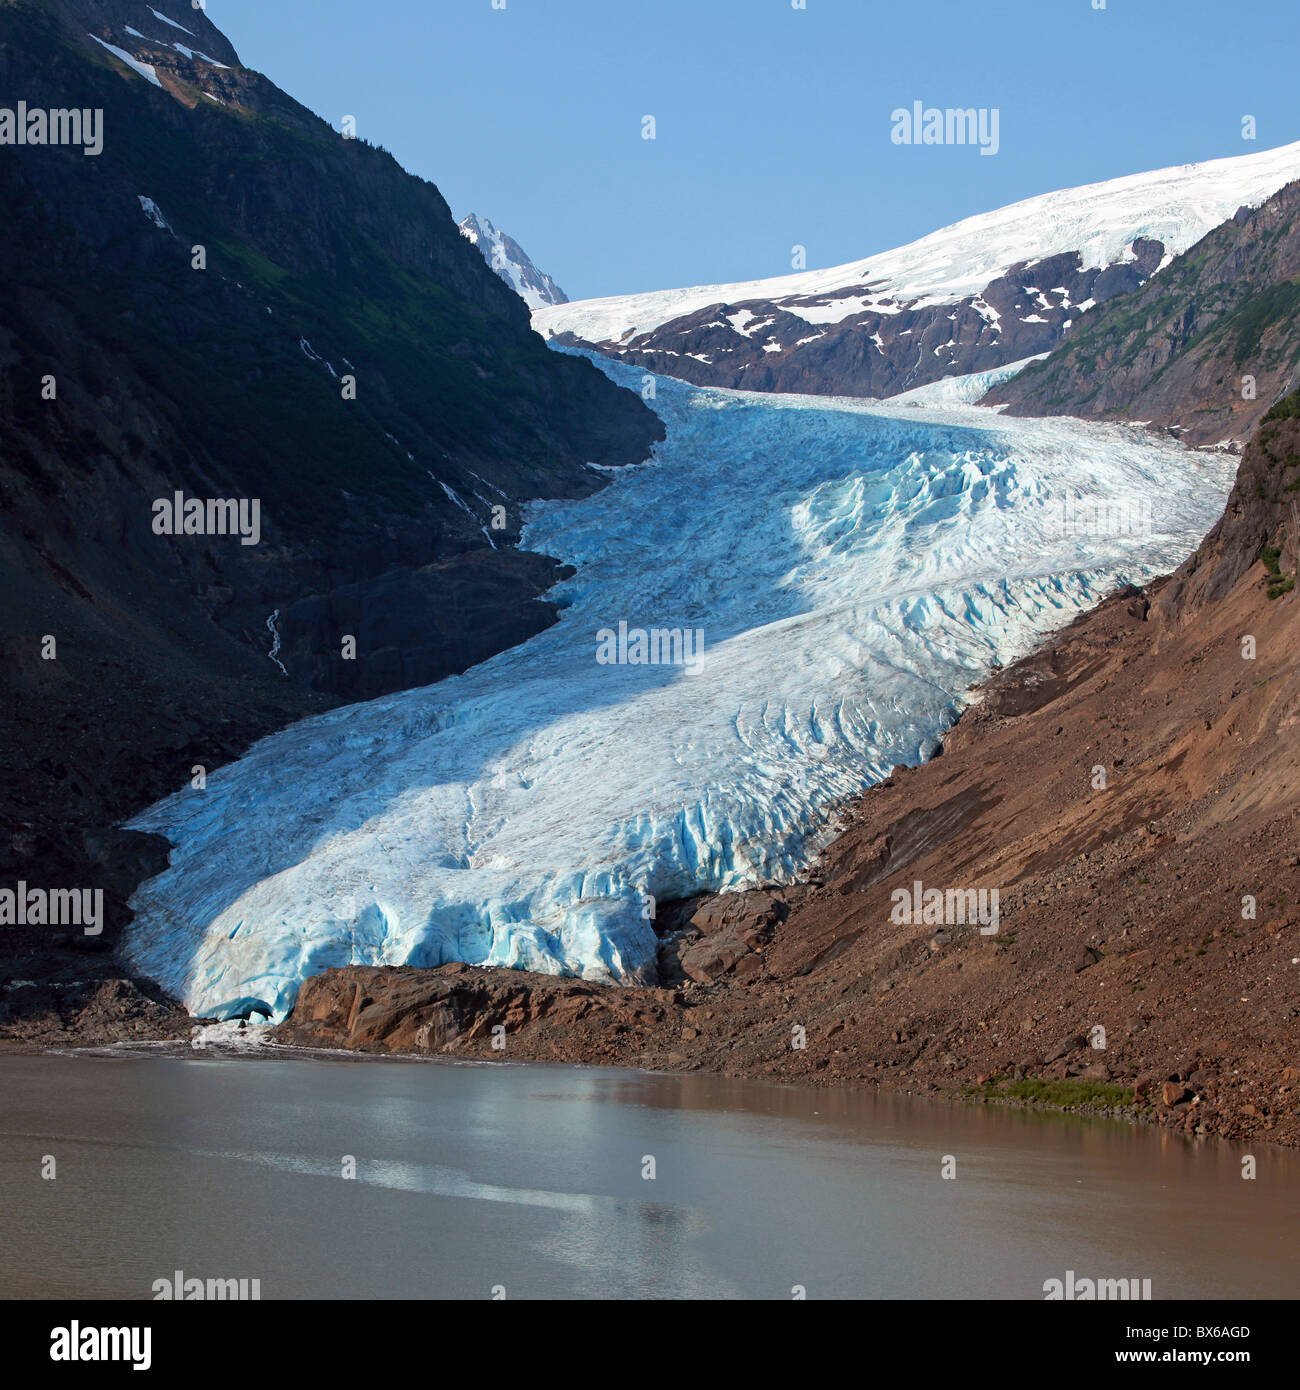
[215,0,1298,302]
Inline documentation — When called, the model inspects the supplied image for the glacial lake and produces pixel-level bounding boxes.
[0,1052,1295,1299]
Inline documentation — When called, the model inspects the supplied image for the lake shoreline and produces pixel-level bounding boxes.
[11,1037,1299,1180]
[267,545,1300,1154]
[4,1049,1295,1300]
[6,558,1298,1154]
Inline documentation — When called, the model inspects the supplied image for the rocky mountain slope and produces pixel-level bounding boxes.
[459,214,568,309]
[983,180,1300,447]
[276,395,1300,1146]
[535,142,1300,399]
[0,0,660,1018]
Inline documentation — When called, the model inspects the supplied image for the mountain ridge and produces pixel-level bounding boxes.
[535,141,1300,400]
[982,178,1300,446]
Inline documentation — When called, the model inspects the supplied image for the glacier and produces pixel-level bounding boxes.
[121,360,1237,1022]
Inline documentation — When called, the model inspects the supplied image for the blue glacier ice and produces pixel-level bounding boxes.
[121,360,1237,1021]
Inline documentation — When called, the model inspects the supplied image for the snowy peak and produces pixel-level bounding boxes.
[459,214,568,311]
[534,140,1300,401]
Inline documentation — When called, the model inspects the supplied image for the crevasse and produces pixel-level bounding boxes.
[121,359,1236,1021]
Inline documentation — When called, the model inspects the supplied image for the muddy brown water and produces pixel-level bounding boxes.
[0,1051,1295,1299]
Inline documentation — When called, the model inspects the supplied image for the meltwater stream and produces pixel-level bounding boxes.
[122,362,1236,1022]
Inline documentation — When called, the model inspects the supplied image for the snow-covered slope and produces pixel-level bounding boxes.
[459,214,568,310]
[537,141,1300,341]
[121,356,1236,1023]
[534,141,1300,399]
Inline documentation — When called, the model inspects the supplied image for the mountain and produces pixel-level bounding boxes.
[0,0,660,706]
[0,0,661,1003]
[982,179,1300,446]
[458,213,568,310]
[535,142,1300,399]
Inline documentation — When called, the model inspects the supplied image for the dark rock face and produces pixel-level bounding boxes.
[657,889,800,986]
[549,242,1165,398]
[1157,395,1300,619]
[277,548,576,701]
[0,1,663,700]
[0,972,194,1046]
[985,180,1300,446]
[0,0,662,1019]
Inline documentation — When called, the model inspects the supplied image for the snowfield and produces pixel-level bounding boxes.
[533,141,1300,345]
[122,358,1237,1022]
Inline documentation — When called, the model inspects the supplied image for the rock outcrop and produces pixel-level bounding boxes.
[1157,395,1300,614]
[279,962,684,1060]
[547,245,1162,399]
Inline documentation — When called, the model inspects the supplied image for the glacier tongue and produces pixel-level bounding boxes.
[122,363,1236,1022]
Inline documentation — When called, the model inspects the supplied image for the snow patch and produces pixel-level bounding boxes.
[727,310,774,338]
[88,34,163,88]
[148,6,196,36]
[137,195,172,232]
[265,611,287,678]
[171,42,229,67]
[299,338,338,378]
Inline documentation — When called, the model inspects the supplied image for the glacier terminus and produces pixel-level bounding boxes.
[121,357,1237,1023]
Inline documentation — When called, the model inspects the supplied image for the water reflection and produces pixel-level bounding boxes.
[0,1054,1294,1299]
